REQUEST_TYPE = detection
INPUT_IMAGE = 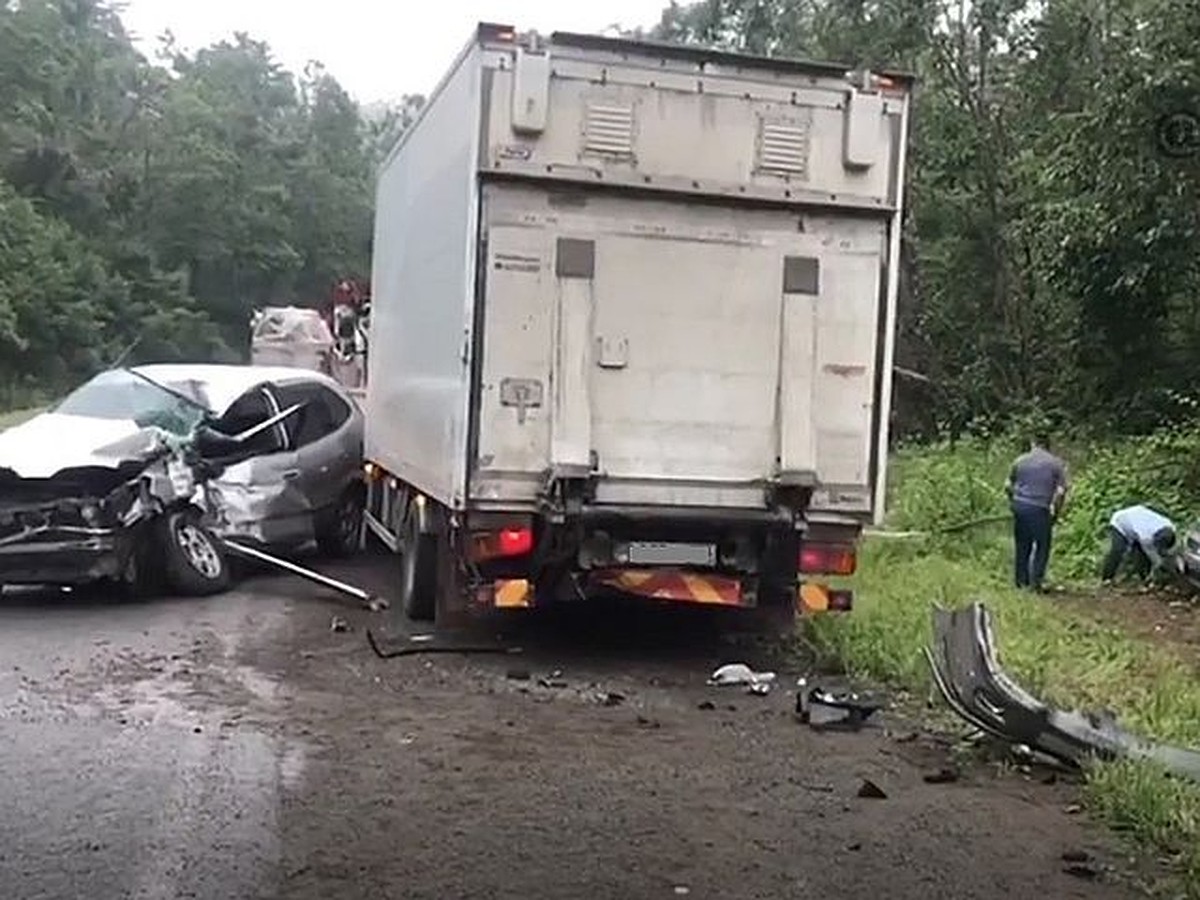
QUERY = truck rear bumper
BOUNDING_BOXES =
[473,569,853,613]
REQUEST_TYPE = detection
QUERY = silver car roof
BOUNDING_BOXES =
[132,363,349,417]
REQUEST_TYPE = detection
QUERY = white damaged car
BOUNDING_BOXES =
[0,364,364,595]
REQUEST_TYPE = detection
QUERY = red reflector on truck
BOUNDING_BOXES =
[498,528,534,557]
[799,544,857,576]
[469,527,535,562]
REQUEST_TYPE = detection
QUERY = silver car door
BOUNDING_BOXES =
[270,381,356,515]
[206,386,313,548]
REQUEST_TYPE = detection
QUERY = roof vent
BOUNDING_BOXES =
[755,113,812,178]
[582,102,635,159]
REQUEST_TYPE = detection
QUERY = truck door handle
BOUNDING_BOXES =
[282,469,301,481]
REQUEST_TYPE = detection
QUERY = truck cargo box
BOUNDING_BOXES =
[366,24,911,528]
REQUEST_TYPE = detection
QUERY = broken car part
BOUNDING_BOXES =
[794,681,884,731]
[364,628,521,660]
[926,602,1200,781]
[707,663,777,690]
[220,539,380,609]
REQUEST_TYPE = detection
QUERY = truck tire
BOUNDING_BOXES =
[399,506,438,621]
[160,508,231,597]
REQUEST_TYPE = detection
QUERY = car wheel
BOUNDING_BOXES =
[161,508,231,597]
[316,487,363,558]
[398,503,438,622]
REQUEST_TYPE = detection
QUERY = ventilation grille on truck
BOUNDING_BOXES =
[583,102,636,159]
[755,115,812,178]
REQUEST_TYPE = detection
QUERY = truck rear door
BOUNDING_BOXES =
[470,184,884,514]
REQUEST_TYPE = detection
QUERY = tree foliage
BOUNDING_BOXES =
[654,0,1200,438]
[0,0,418,401]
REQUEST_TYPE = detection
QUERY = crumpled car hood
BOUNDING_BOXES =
[0,413,171,479]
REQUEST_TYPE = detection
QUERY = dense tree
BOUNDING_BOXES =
[0,0,416,400]
[654,0,1200,438]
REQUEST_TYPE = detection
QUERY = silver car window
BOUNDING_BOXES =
[213,388,285,455]
[273,383,349,449]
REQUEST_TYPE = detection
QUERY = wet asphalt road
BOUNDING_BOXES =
[0,552,1148,900]
[0,585,291,900]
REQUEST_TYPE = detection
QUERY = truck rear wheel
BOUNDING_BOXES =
[399,505,438,621]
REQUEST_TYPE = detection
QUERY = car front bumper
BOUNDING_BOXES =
[0,528,125,586]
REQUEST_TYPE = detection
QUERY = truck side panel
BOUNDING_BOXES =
[365,46,483,510]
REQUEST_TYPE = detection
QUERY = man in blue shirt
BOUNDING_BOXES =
[1101,504,1178,583]
[1005,433,1069,591]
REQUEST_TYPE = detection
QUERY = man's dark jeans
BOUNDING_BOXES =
[1100,527,1150,581]
[1099,525,1175,581]
[1012,501,1053,589]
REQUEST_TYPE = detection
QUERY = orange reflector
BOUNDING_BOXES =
[493,579,532,609]
[799,583,853,613]
[799,543,857,576]
[590,568,746,606]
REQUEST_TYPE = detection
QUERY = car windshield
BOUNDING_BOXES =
[54,369,209,437]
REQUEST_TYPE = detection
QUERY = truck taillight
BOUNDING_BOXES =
[470,527,534,562]
[799,544,857,576]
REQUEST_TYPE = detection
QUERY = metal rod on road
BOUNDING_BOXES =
[221,539,381,608]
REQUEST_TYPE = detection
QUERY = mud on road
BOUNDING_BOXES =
[0,552,1148,899]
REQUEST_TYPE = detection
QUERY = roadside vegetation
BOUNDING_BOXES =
[810,432,1200,892]
[0,406,41,431]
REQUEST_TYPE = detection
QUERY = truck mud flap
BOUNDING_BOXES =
[926,602,1200,781]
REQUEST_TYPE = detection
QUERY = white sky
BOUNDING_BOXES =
[119,0,668,104]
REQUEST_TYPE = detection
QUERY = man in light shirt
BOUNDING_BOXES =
[1005,432,1069,591]
[1101,504,1179,583]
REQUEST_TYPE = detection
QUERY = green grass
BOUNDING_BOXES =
[808,437,1200,894]
[0,407,41,431]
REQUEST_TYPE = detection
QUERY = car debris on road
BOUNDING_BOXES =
[857,778,888,799]
[221,538,384,610]
[364,628,522,660]
[707,663,777,694]
[926,601,1200,781]
[795,678,885,731]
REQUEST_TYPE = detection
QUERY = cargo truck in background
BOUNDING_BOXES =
[362,24,913,623]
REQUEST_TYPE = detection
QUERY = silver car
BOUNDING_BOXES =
[0,364,364,595]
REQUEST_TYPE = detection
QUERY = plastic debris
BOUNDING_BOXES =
[857,779,888,799]
[707,663,776,690]
[795,679,884,731]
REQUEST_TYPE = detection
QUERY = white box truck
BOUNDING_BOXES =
[362,24,912,622]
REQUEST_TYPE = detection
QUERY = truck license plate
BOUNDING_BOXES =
[625,541,716,566]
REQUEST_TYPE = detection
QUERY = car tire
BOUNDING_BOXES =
[398,504,438,622]
[160,508,231,597]
[316,487,364,558]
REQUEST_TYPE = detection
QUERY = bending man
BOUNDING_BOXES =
[1101,505,1178,583]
